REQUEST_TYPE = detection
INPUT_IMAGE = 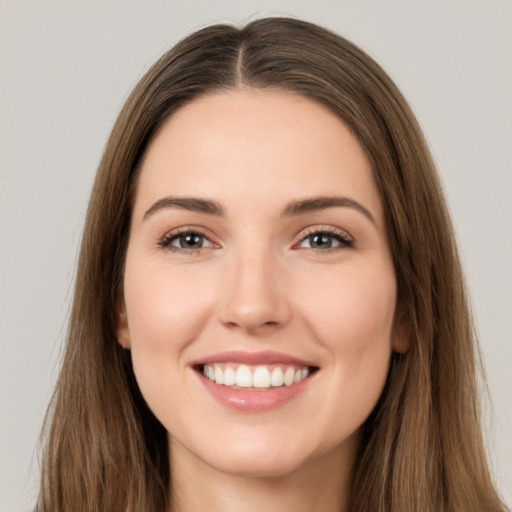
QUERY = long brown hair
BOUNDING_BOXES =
[36,17,506,512]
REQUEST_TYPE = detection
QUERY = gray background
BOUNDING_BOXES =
[0,1,511,510]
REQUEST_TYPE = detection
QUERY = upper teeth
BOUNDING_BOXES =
[203,364,310,389]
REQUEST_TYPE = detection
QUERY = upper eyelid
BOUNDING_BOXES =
[162,225,214,239]
[297,225,353,240]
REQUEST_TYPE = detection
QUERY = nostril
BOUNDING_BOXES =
[223,319,280,332]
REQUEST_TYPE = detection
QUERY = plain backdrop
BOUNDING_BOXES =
[0,1,511,510]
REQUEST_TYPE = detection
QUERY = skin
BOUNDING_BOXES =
[117,88,406,512]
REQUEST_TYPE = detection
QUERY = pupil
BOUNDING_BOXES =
[181,233,202,248]
[311,234,332,248]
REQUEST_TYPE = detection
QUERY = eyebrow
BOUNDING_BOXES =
[143,195,376,225]
[143,197,226,219]
[281,196,376,225]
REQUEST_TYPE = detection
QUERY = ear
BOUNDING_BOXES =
[392,304,412,354]
[116,298,131,349]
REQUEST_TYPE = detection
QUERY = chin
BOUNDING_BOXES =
[203,430,330,479]
[209,450,309,479]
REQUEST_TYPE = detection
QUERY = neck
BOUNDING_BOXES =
[168,437,358,512]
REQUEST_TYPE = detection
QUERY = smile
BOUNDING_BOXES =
[202,363,311,390]
[193,351,318,412]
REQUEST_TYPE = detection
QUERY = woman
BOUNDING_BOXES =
[36,17,507,512]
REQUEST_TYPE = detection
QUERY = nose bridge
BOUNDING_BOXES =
[218,240,290,332]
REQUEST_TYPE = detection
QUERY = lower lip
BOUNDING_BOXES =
[197,371,314,412]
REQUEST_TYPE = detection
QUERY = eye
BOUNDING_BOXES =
[159,230,214,253]
[297,228,353,251]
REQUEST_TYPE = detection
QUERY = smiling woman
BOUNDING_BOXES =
[35,17,507,512]
[117,90,400,491]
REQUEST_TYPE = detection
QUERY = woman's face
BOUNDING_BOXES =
[118,89,403,477]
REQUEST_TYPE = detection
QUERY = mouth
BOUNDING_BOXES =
[195,362,318,391]
[192,351,319,411]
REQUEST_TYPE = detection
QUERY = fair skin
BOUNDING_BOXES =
[117,88,405,512]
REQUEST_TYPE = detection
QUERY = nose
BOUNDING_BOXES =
[217,249,291,334]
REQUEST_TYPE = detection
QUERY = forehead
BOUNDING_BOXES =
[135,88,383,222]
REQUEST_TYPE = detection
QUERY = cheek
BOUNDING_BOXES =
[121,259,217,407]
[296,265,396,427]
[124,263,214,353]
[299,265,397,353]
[122,260,220,423]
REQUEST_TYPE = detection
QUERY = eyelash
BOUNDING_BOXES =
[158,227,214,255]
[296,226,354,252]
[158,226,354,255]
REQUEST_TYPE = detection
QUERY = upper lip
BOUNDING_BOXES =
[192,350,317,367]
